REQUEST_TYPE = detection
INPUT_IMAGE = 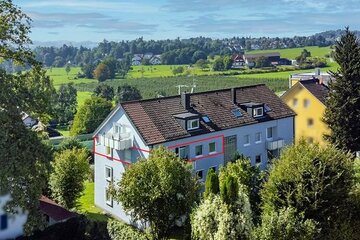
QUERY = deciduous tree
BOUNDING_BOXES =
[53,83,77,124]
[115,84,142,103]
[93,83,115,101]
[70,96,112,135]
[112,146,197,239]
[50,148,90,209]
[94,63,110,82]
[204,168,219,198]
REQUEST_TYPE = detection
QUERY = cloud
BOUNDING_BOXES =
[48,32,60,35]
[21,1,158,13]
[28,11,158,34]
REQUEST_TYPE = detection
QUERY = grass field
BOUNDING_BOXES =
[246,46,332,59]
[46,67,97,87]
[77,181,108,222]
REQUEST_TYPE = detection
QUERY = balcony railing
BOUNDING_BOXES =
[267,139,285,151]
[99,133,133,150]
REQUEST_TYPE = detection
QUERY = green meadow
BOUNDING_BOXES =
[246,46,332,59]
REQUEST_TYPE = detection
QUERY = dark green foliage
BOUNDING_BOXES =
[18,215,110,240]
[323,28,360,153]
[213,57,225,71]
[295,49,311,64]
[172,66,185,75]
[107,219,147,240]
[0,0,55,234]
[220,175,239,205]
[65,64,71,75]
[57,137,85,152]
[223,56,233,70]
[93,83,114,101]
[81,63,95,79]
[53,83,77,124]
[115,84,142,103]
[70,96,112,135]
[261,140,354,237]
[113,146,198,239]
[255,56,271,68]
[94,63,110,82]
[204,168,219,198]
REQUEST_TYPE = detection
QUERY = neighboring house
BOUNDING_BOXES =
[149,55,162,65]
[281,79,330,146]
[143,53,153,60]
[131,54,143,66]
[289,68,333,88]
[0,194,27,239]
[231,54,245,69]
[243,52,280,67]
[21,112,38,128]
[0,195,75,239]
[93,84,295,223]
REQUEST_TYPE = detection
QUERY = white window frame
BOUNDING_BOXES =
[187,119,199,130]
[255,132,262,144]
[105,166,113,182]
[196,169,204,181]
[209,142,216,154]
[255,154,262,165]
[244,134,250,146]
[266,127,274,140]
[105,188,113,207]
[195,145,203,157]
[178,146,189,160]
[253,107,264,117]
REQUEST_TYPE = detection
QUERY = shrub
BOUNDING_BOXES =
[107,219,147,240]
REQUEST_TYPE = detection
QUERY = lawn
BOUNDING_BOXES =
[77,91,92,109]
[46,67,97,87]
[77,181,109,222]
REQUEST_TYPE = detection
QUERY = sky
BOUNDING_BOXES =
[13,0,360,43]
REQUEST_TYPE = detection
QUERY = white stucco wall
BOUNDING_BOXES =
[0,194,27,239]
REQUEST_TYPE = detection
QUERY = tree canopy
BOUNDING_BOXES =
[53,83,77,124]
[115,84,142,103]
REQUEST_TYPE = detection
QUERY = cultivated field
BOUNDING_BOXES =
[246,46,332,59]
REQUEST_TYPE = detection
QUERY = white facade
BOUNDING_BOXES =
[94,105,294,223]
[0,195,27,239]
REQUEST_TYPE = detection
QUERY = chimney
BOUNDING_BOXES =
[231,88,236,104]
[315,68,321,76]
[181,92,191,110]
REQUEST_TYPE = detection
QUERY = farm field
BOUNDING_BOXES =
[46,67,97,87]
[246,46,332,59]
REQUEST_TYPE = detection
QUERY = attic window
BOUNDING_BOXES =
[264,104,272,112]
[187,119,199,130]
[231,108,242,118]
[202,115,211,123]
[253,107,264,117]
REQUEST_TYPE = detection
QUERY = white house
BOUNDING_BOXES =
[0,195,27,239]
[93,84,295,223]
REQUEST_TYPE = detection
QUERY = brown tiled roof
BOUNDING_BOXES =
[244,52,280,58]
[300,79,329,104]
[39,196,76,222]
[122,84,295,145]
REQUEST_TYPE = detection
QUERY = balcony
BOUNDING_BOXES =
[99,132,133,150]
[267,139,285,151]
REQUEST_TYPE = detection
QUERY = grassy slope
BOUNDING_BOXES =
[77,181,108,222]
[46,67,97,87]
[246,46,332,59]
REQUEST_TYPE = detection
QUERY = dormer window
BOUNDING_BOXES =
[253,107,264,117]
[187,119,199,130]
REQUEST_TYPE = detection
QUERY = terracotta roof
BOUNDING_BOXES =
[122,84,295,145]
[300,79,329,104]
[39,196,76,222]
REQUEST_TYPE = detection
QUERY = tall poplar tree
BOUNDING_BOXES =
[323,28,360,153]
[0,0,55,234]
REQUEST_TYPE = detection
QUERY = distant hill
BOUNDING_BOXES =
[32,40,98,49]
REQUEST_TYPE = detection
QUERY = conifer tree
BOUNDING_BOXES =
[204,168,219,198]
[323,28,360,153]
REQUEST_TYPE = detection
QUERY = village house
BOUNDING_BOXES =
[92,84,295,223]
[149,55,162,65]
[231,54,245,69]
[243,52,281,67]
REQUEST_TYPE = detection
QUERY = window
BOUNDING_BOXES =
[106,146,112,157]
[202,115,211,123]
[255,155,262,164]
[253,107,264,117]
[187,119,199,130]
[195,145,203,157]
[244,135,250,146]
[176,146,189,160]
[267,127,274,139]
[304,99,310,108]
[209,166,216,172]
[264,104,272,112]
[307,118,314,127]
[124,149,131,161]
[113,123,123,134]
[209,142,216,153]
[105,166,113,182]
[255,132,261,143]
[105,188,113,207]
[95,136,100,145]
[293,98,298,107]
[0,214,7,230]
[196,170,204,180]
[231,108,242,118]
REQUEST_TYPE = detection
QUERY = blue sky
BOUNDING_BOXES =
[13,0,360,42]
